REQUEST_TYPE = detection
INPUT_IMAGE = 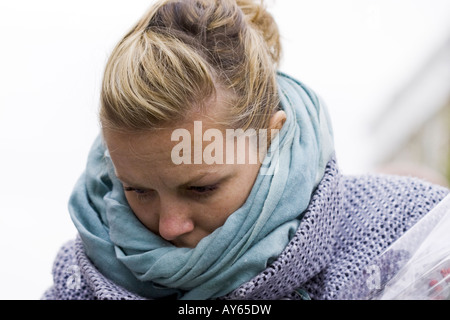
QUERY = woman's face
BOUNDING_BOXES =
[103,117,262,248]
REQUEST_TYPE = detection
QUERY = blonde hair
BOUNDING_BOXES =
[100,0,282,132]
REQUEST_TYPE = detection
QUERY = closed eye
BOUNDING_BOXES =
[123,184,220,201]
[124,187,153,201]
[187,185,217,193]
[186,184,218,198]
[124,187,147,194]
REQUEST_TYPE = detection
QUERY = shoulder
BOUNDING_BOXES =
[42,238,96,300]
[303,173,448,299]
[341,173,449,216]
[43,237,145,300]
[336,172,449,256]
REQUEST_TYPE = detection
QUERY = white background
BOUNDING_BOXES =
[1,0,449,299]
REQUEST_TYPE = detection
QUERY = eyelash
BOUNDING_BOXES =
[124,187,152,201]
[123,185,219,201]
[187,185,218,199]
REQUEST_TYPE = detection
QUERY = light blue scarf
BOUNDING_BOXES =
[68,72,334,299]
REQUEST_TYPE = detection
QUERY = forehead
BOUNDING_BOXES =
[103,115,223,159]
[104,127,178,163]
[102,118,231,185]
[102,84,234,161]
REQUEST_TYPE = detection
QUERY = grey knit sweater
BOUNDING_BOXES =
[42,158,449,300]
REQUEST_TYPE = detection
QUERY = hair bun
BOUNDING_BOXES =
[101,0,282,132]
[237,0,281,65]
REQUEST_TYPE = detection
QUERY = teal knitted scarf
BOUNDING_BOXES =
[68,72,334,299]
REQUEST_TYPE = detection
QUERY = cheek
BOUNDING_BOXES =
[222,187,250,212]
[199,185,252,232]
[233,164,260,200]
[124,193,159,233]
[211,170,258,219]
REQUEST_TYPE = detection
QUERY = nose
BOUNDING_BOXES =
[157,200,194,242]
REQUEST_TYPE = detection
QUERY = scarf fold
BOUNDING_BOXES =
[68,72,335,299]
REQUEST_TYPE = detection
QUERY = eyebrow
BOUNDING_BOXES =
[116,171,231,189]
[115,174,144,189]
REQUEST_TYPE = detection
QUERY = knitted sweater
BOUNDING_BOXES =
[42,158,449,300]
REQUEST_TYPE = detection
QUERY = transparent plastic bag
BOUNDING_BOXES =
[363,194,450,300]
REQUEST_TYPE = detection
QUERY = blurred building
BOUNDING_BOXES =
[369,37,450,187]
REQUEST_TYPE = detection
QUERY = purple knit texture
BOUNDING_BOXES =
[42,158,449,300]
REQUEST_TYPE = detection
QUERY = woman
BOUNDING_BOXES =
[43,0,449,300]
